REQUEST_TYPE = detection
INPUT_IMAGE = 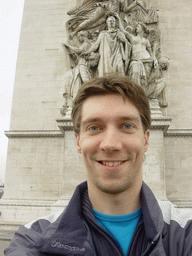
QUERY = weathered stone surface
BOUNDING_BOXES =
[164,136,192,206]
[4,137,65,200]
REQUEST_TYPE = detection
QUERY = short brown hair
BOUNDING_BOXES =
[71,74,151,134]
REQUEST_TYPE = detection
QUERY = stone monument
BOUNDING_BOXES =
[1,0,192,238]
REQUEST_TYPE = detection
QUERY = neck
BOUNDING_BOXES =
[108,27,116,32]
[137,32,143,39]
[88,180,142,215]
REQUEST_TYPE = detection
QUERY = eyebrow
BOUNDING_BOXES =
[81,117,103,126]
[82,116,141,126]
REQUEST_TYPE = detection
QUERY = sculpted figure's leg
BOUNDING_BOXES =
[116,59,125,75]
[70,8,106,38]
[79,65,92,83]
[144,62,152,82]
[129,61,141,86]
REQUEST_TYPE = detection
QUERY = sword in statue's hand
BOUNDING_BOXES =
[133,0,149,13]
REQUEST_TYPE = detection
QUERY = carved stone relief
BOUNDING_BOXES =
[61,0,169,115]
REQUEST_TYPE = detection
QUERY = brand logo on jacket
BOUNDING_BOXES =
[51,240,86,252]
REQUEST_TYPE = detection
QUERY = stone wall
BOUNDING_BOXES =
[9,0,75,131]
[155,0,192,129]
[4,0,74,201]
[155,0,192,205]
[62,131,87,198]
[4,136,65,200]
[164,136,192,206]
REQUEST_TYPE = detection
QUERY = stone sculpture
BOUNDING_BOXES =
[118,19,157,87]
[82,13,131,77]
[61,0,169,113]
[67,0,138,39]
[117,16,166,105]
[61,31,99,112]
[125,0,159,26]
[67,0,159,38]
[63,31,92,98]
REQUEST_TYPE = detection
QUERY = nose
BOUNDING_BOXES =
[100,126,122,152]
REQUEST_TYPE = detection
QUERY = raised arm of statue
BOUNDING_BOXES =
[123,0,137,13]
[81,36,101,56]
[146,40,152,57]
[64,42,82,54]
[116,13,133,41]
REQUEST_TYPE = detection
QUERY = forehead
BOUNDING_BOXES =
[107,16,116,21]
[80,94,141,125]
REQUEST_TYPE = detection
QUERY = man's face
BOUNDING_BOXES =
[106,16,116,29]
[75,94,149,195]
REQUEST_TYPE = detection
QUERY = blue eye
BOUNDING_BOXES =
[90,126,99,131]
[123,124,133,129]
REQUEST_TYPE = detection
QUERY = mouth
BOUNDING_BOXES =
[98,161,125,167]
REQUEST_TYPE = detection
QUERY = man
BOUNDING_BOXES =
[82,13,130,77]
[5,75,192,256]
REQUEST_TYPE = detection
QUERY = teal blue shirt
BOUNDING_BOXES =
[93,208,142,256]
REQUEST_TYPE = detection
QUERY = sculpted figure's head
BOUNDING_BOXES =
[71,74,151,135]
[159,56,170,70]
[135,22,148,35]
[105,11,117,29]
[106,15,116,29]
[77,31,89,43]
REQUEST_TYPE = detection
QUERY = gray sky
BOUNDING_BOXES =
[0,1,25,182]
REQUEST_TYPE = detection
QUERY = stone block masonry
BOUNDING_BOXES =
[4,136,64,200]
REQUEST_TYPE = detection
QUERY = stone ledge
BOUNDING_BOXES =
[169,198,192,208]
[56,116,173,134]
[165,129,192,137]
[4,130,64,138]
[5,128,192,139]
[55,118,74,132]
[0,222,21,232]
[174,202,192,208]
[0,199,68,207]
[151,116,172,133]
[0,230,15,241]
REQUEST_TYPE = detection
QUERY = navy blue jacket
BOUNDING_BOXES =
[5,181,192,255]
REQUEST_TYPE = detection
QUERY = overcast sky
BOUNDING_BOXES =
[0,1,25,183]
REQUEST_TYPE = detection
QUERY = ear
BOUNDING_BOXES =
[144,129,150,153]
[74,132,82,154]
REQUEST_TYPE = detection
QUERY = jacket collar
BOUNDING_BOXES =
[35,181,164,255]
[35,181,95,255]
[140,183,166,256]
[140,182,164,242]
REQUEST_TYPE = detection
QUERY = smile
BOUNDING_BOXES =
[99,161,125,167]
